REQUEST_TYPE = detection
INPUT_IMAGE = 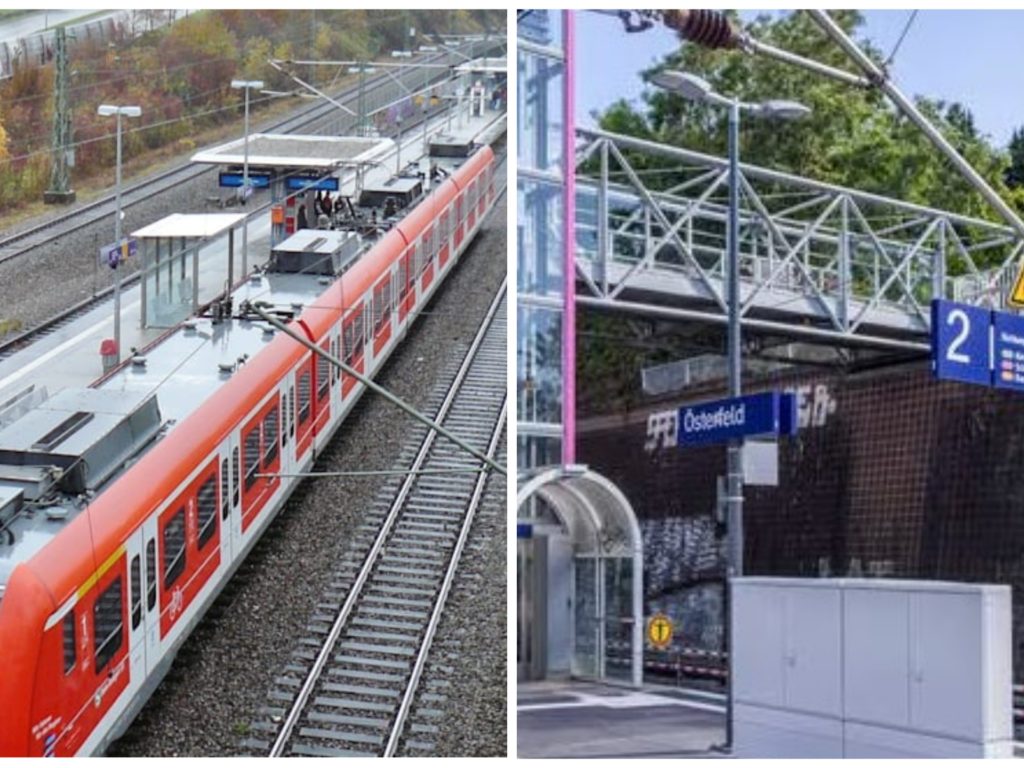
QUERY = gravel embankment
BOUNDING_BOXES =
[409,439,507,757]
[108,193,507,757]
[0,166,224,334]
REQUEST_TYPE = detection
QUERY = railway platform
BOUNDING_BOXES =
[517,680,725,759]
[0,104,503,408]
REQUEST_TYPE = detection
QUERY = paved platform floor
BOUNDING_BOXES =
[517,680,726,759]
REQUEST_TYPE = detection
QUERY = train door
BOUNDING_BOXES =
[219,437,240,565]
[141,515,160,674]
[420,227,435,293]
[124,531,147,700]
[280,383,295,477]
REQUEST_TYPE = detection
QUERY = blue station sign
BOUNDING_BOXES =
[992,311,1024,391]
[677,391,797,447]
[931,298,1024,393]
[286,175,340,192]
[99,237,137,270]
[931,299,992,386]
[516,522,533,539]
[218,172,271,189]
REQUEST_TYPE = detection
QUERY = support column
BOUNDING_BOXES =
[561,9,576,465]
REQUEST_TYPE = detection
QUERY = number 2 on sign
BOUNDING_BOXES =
[946,309,972,364]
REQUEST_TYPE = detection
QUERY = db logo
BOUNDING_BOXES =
[169,587,184,619]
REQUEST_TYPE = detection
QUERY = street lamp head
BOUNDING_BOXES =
[650,70,714,102]
[97,104,141,118]
[231,79,265,90]
[753,99,812,121]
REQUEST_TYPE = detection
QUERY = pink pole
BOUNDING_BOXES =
[561,9,576,465]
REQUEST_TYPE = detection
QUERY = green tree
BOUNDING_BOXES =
[1006,127,1024,189]
[598,10,1015,225]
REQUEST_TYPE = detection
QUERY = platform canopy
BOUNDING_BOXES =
[191,133,394,170]
[131,212,246,240]
[456,56,507,75]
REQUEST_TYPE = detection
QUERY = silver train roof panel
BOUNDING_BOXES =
[0,268,333,588]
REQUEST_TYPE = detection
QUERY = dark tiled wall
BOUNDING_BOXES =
[579,364,1024,670]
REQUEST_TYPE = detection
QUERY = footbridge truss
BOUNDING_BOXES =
[569,128,1024,355]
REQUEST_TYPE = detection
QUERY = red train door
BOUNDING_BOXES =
[398,247,415,322]
[373,274,393,357]
[342,302,365,399]
[454,196,465,248]
[295,358,314,460]
[313,338,331,435]
[420,227,435,292]
[439,209,451,269]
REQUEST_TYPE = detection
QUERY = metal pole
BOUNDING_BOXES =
[396,117,402,173]
[806,9,1024,239]
[113,111,123,363]
[247,301,506,476]
[561,9,576,465]
[724,97,743,754]
[242,85,250,277]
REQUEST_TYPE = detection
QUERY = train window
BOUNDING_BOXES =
[330,339,338,385]
[440,209,449,241]
[398,252,410,299]
[373,279,391,333]
[146,539,156,611]
[317,351,329,400]
[343,304,365,364]
[298,371,311,425]
[163,509,186,590]
[221,458,230,520]
[93,576,123,675]
[197,474,218,549]
[244,426,260,490]
[263,407,278,467]
[424,227,434,261]
[232,447,240,506]
[63,612,76,675]
[417,242,428,275]
[288,386,295,438]
[456,196,463,222]
[130,555,142,630]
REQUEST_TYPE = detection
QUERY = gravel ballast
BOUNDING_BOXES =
[107,191,508,757]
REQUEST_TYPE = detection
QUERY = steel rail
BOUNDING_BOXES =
[383,398,506,756]
[267,280,507,757]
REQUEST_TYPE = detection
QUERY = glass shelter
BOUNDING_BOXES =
[517,465,643,687]
[131,213,246,329]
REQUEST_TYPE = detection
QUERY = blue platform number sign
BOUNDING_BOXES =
[931,299,991,387]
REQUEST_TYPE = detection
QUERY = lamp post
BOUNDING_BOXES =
[651,69,809,752]
[231,79,263,278]
[97,104,141,364]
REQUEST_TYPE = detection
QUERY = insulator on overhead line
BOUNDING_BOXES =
[661,9,740,49]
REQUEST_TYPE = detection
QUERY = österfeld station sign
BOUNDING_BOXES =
[676,391,798,447]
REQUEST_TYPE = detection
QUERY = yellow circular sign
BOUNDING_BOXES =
[648,613,673,650]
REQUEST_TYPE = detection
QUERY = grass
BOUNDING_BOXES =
[0,92,305,236]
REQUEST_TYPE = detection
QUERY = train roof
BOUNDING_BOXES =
[0,142,495,607]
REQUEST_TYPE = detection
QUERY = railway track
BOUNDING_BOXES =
[0,38,496,265]
[239,281,507,758]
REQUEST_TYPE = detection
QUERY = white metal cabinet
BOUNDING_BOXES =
[733,577,1012,759]
[842,586,910,727]
[733,579,841,716]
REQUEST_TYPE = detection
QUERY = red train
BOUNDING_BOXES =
[0,144,498,756]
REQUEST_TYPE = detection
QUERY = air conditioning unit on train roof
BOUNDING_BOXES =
[0,388,162,498]
[269,229,361,277]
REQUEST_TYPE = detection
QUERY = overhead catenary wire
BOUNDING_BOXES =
[245,291,508,477]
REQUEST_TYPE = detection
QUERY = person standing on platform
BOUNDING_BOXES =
[297,203,308,230]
